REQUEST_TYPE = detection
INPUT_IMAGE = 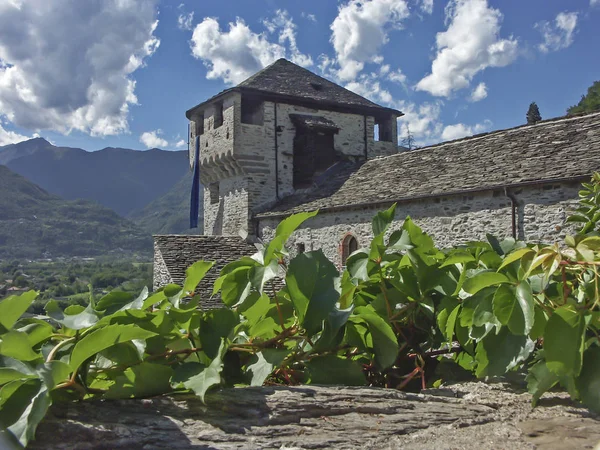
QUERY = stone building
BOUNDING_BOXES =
[154,58,600,306]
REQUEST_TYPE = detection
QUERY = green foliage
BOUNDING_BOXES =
[526,102,542,124]
[567,80,600,116]
[3,177,600,448]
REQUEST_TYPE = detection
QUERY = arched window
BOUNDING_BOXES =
[341,234,359,266]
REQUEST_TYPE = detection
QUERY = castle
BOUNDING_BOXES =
[154,58,600,308]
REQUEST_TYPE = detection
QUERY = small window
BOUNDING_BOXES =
[241,96,264,125]
[214,102,223,129]
[341,234,359,265]
[296,243,306,254]
[196,115,204,135]
[209,182,219,204]
[374,117,393,142]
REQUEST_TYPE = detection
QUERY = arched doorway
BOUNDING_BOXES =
[341,234,359,266]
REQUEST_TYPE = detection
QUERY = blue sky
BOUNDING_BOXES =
[0,0,598,151]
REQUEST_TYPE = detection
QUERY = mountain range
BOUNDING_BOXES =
[0,138,203,259]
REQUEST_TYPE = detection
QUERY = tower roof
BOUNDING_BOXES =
[186,59,402,119]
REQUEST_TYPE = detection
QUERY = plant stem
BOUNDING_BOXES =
[46,337,76,363]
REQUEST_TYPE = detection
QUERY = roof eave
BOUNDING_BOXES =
[185,86,403,120]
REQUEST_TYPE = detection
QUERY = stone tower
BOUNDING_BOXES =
[186,58,402,237]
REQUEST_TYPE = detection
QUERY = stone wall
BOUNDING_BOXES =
[257,181,581,267]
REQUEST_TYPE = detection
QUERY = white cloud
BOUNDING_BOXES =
[470,82,488,102]
[329,0,410,81]
[441,119,492,140]
[0,120,30,146]
[418,0,434,14]
[398,101,444,144]
[416,0,518,97]
[178,12,194,31]
[301,12,317,22]
[190,11,311,85]
[140,130,168,149]
[591,0,599,7]
[0,0,160,137]
[174,139,186,149]
[263,10,313,68]
[535,12,578,53]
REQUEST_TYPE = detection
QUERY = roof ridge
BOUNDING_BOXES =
[401,110,600,156]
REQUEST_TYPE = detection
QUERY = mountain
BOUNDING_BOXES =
[129,171,204,235]
[0,138,188,216]
[0,165,151,259]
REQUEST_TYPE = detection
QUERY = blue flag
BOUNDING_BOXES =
[190,136,200,229]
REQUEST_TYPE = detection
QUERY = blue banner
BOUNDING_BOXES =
[190,136,200,229]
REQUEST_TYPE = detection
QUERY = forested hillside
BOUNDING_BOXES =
[0,165,151,259]
[0,138,188,216]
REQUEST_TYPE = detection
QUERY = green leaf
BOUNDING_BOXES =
[345,250,370,281]
[353,307,398,369]
[105,363,173,399]
[286,250,340,335]
[95,291,134,314]
[497,248,534,271]
[314,306,354,352]
[69,324,156,372]
[117,287,149,312]
[463,272,510,294]
[372,203,396,236]
[474,328,535,377]
[526,357,559,407]
[492,283,534,335]
[17,321,54,347]
[544,306,587,377]
[440,252,476,268]
[183,260,215,295]
[0,291,38,331]
[264,211,318,264]
[575,346,600,413]
[45,300,98,330]
[220,267,252,307]
[248,349,290,386]
[184,339,226,402]
[0,331,40,362]
[0,357,36,385]
[36,361,70,390]
[198,309,239,359]
[0,379,51,448]
[306,355,366,386]
[445,305,460,342]
[529,306,548,340]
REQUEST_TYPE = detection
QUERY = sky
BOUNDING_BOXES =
[0,0,598,151]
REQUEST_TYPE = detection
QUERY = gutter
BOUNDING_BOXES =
[254,174,589,220]
[274,102,279,200]
[363,115,368,161]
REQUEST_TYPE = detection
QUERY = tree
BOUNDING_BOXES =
[567,80,600,115]
[526,102,542,124]
[400,124,416,151]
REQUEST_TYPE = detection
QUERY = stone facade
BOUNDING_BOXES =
[257,182,581,268]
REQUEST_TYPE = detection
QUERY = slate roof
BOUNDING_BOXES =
[186,59,401,118]
[256,112,600,218]
[154,235,256,309]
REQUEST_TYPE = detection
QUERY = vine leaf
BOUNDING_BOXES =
[184,339,226,403]
[69,324,156,372]
[45,300,99,330]
[492,283,534,335]
[526,356,559,407]
[0,291,38,331]
[463,272,510,295]
[474,328,534,377]
[248,349,290,386]
[575,346,600,413]
[306,355,366,385]
[264,210,318,264]
[544,305,587,377]
[286,250,340,335]
[353,307,398,370]
[183,260,215,295]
